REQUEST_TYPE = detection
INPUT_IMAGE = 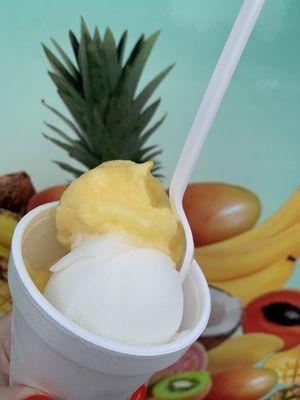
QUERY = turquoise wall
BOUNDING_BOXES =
[1,0,299,219]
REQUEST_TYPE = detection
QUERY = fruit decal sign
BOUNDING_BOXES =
[0,20,299,400]
[42,18,171,179]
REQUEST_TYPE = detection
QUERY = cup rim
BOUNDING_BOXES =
[11,202,211,357]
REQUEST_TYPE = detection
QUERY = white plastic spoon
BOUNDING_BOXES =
[170,0,266,281]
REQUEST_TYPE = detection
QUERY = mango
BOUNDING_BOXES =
[27,184,68,211]
[207,333,284,372]
[205,366,277,400]
[182,183,261,246]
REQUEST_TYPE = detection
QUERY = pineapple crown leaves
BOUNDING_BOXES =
[42,18,174,178]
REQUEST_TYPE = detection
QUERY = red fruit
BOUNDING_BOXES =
[205,367,277,400]
[27,185,68,211]
[242,290,300,350]
[130,384,146,400]
[148,342,207,387]
[182,183,261,246]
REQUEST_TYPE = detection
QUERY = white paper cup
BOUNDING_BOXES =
[8,203,211,400]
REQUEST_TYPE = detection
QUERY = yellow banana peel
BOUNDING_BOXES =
[0,244,10,260]
[0,279,12,317]
[0,209,19,247]
[207,333,284,372]
[209,258,296,306]
[196,223,300,281]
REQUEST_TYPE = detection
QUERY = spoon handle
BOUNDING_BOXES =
[170,0,265,281]
[170,0,265,205]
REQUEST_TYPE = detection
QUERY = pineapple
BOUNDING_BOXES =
[43,18,174,178]
[267,385,300,400]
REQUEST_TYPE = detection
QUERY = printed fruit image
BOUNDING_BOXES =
[202,187,300,250]
[242,290,300,349]
[264,346,300,385]
[0,170,35,315]
[194,188,300,309]
[42,18,173,179]
[150,371,211,399]
[182,183,261,246]
[207,333,284,372]
[0,207,18,310]
[198,286,243,349]
[195,222,300,281]
[0,171,35,214]
[0,193,25,282]
[0,279,12,317]
[0,244,9,260]
[267,384,300,399]
[131,385,146,400]
[0,209,20,248]
[149,342,207,386]
[204,366,277,400]
[212,257,296,306]
[0,244,9,281]
[27,184,68,211]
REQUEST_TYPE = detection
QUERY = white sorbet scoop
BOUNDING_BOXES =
[44,234,183,346]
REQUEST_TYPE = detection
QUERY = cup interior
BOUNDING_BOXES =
[22,205,66,272]
[17,203,210,355]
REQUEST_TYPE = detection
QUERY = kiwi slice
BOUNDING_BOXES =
[152,371,211,399]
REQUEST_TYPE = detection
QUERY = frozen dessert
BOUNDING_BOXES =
[56,160,184,264]
[43,160,185,346]
[44,233,183,345]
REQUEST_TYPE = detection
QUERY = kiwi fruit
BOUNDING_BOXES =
[151,371,211,399]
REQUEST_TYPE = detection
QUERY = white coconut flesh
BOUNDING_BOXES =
[203,286,243,337]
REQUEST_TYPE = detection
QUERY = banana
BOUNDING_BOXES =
[0,259,8,281]
[0,244,10,281]
[195,223,300,281]
[210,258,296,306]
[0,244,10,260]
[0,208,19,247]
[203,187,300,250]
[207,333,284,372]
[0,279,12,317]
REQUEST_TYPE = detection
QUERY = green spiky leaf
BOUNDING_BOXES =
[43,44,78,87]
[43,19,173,177]
[54,161,84,177]
[117,31,127,65]
[69,30,80,61]
[50,37,79,79]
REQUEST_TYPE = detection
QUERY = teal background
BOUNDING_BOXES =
[1,0,300,217]
[1,0,299,281]
[0,1,299,398]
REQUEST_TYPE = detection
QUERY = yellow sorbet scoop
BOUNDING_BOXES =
[56,160,184,265]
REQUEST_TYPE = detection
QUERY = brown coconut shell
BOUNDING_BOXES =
[0,171,35,214]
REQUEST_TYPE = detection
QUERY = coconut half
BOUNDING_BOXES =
[199,286,243,349]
